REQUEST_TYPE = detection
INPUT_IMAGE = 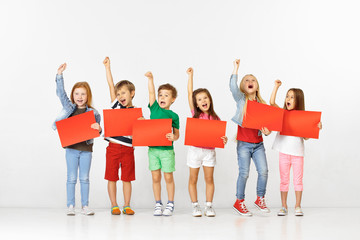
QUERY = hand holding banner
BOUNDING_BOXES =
[132,119,172,146]
[242,100,284,131]
[280,110,322,139]
[185,118,227,148]
[56,111,100,147]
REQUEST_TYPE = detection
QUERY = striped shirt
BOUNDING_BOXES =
[104,100,133,147]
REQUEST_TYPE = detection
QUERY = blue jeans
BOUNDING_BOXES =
[236,141,268,200]
[65,148,92,207]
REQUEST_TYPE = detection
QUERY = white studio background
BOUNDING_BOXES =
[0,0,359,209]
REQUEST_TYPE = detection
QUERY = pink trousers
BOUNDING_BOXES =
[279,152,304,192]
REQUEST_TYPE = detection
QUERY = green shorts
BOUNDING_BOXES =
[148,148,175,173]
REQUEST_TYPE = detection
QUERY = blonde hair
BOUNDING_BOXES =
[70,82,94,109]
[115,80,135,99]
[240,74,266,118]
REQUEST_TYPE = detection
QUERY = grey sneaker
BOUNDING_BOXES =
[162,202,174,216]
[295,207,304,216]
[81,206,95,215]
[204,202,216,217]
[277,207,288,216]
[67,205,75,216]
[192,202,202,217]
[153,203,163,216]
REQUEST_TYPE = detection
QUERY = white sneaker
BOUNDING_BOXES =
[81,206,95,215]
[295,207,304,216]
[67,205,75,216]
[153,203,163,216]
[204,202,216,217]
[277,207,288,216]
[162,202,174,216]
[192,202,202,217]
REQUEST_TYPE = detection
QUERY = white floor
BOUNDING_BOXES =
[0,208,358,240]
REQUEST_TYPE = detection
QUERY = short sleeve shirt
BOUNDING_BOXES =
[148,100,179,150]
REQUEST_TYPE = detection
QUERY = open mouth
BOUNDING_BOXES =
[160,101,166,106]
[248,85,253,89]
[287,102,291,107]
[202,103,208,108]
[120,99,126,105]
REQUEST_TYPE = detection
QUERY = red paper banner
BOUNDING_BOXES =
[280,110,322,139]
[55,111,100,148]
[185,118,227,148]
[103,108,142,137]
[132,119,172,147]
[242,100,284,131]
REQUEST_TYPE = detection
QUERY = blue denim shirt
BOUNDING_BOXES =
[52,74,101,145]
[229,74,261,136]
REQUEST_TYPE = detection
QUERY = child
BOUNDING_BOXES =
[53,63,102,216]
[270,80,322,216]
[145,71,180,216]
[103,57,136,215]
[230,59,271,216]
[186,67,227,217]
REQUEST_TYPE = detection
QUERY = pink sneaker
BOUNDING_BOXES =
[254,196,270,213]
[233,199,252,216]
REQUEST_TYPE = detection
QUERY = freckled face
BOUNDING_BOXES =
[73,87,88,108]
[195,92,211,114]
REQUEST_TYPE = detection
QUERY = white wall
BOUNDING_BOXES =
[0,0,359,209]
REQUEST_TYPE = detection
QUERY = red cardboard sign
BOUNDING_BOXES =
[242,100,284,131]
[55,111,100,147]
[280,110,322,139]
[132,119,172,146]
[184,118,227,148]
[103,108,142,137]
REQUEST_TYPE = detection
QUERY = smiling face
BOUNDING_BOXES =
[73,87,88,108]
[158,89,175,109]
[116,86,134,107]
[195,92,211,114]
[285,90,295,110]
[240,75,259,96]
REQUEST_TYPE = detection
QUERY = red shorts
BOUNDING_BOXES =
[105,143,135,182]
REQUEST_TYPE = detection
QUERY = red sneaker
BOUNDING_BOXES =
[233,199,252,216]
[254,196,270,213]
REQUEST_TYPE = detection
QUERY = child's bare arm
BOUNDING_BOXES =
[270,80,282,108]
[103,57,116,103]
[145,71,156,106]
[166,128,180,141]
[187,67,194,111]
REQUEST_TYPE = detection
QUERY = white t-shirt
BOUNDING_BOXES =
[272,132,304,157]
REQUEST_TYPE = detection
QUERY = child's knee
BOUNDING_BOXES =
[164,173,174,183]
[204,175,214,184]
[189,175,198,185]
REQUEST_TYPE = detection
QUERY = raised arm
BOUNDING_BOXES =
[103,57,116,103]
[229,59,245,102]
[145,71,156,106]
[270,80,282,108]
[55,63,72,108]
[186,67,194,111]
